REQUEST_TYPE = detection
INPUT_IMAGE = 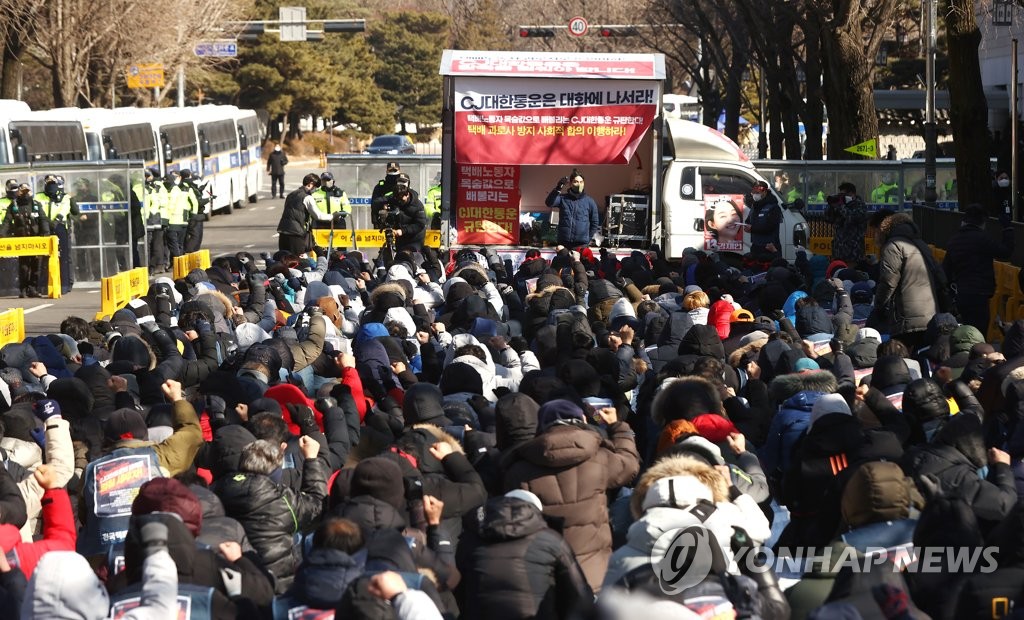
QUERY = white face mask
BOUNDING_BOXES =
[751,192,765,201]
[998,179,1010,188]
[844,195,853,204]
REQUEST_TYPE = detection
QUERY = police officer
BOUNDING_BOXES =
[0,179,17,222]
[371,161,402,212]
[35,174,81,293]
[180,169,205,253]
[311,172,350,229]
[425,170,441,230]
[743,180,783,259]
[141,168,170,273]
[2,184,50,297]
[164,171,196,261]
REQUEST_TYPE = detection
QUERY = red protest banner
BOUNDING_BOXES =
[456,164,521,245]
[454,77,659,165]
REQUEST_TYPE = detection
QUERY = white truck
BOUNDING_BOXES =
[425,50,811,263]
[659,118,809,261]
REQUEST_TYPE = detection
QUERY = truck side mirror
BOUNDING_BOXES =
[163,141,173,164]
[200,139,211,158]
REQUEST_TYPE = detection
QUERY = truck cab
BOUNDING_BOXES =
[660,119,808,261]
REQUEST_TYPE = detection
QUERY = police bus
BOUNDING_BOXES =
[231,106,263,206]
[0,103,89,163]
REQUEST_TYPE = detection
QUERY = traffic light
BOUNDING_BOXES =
[519,27,556,38]
[599,26,638,37]
[324,20,365,33]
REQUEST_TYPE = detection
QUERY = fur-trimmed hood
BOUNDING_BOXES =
[369,282,408,307]
[879,211,917,240]
[525,285,573,304]
[630,455,729,519]
[412,423,465,455]
[727,339,766,368]
[769,369,838,403]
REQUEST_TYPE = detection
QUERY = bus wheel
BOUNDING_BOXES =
[248,182,257,203]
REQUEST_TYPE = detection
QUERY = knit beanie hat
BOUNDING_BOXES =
[132,478,202,537]
[810,393,852,427]
[536,399,586,432]
[105,408,149,441]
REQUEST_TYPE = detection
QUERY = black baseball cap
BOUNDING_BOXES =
[395,173,410,185]
[320,172,334,182]
[386,162,400,173]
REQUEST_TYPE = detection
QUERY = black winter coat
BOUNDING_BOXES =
[942,221,1014,298]
[213,457,327,593]
[901,443,1016,526]
[458,496,592,620]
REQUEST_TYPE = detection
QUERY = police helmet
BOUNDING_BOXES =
[320,172,334,182]
[5,179,18,193]
[180,169,192,180]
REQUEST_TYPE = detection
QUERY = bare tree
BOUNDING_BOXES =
[943,0,991,210]
[25,0,249,108]
[0,0,46,100]
[811,0,899,159]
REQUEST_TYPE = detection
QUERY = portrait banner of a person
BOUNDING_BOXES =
[704,195,745,252]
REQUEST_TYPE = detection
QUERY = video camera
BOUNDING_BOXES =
[826,193,845,207]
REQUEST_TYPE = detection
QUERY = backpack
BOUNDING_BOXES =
[78,447,164,557]
[549,308,595,352]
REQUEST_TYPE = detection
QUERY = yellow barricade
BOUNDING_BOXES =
[807,236,875,259]
[0,308,25,347]
[0,236,61,299]
[95,271,132,321]
[95,266,155,321]
[127,267,149,298]
[310,229,441,250]
[172,249,212,280]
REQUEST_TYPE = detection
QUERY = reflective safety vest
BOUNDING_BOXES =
[312,186,350,215]
[425,184,441,219]
[0,197,11,222]
[34,192,74,222]
[145,182,170,222]
[870,182,899,204]
[166,185,197,226]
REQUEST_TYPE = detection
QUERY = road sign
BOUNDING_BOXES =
[125,64,165,89]
[844,138,878,158]
[568,16,588,36]
[279,6,307,42]
[194,40,238,57]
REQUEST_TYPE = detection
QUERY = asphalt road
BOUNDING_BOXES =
[16,162,323,337]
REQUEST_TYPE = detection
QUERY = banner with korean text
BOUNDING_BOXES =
[454,77,661,165]
[456,164,521,244]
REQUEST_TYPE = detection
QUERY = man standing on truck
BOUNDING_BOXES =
[825,181,868,265]
[546,169,599,248]
[743,180,782,259]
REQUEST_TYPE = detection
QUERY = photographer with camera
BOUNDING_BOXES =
[824,181,868,264]
[277,173,344,255]
[545,168,599,248]
[376,172,426,258]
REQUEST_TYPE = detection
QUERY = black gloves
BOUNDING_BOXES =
[314,397,338,415]
[286,403,319,436]
[206,395,227,427]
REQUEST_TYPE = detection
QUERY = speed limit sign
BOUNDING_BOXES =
[568,16,588,36]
